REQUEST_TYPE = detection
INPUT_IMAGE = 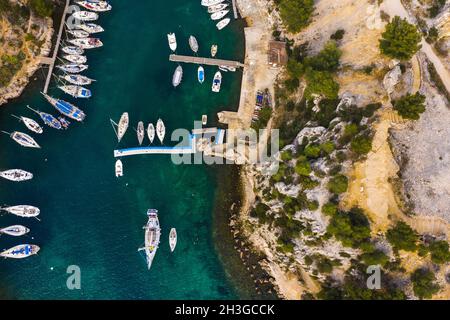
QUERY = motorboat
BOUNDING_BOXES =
[115,159,123,177]
[169,228,177,252]
[198,66,205,83]
[212,71,222,93]
[216,18,230,30]
[211,44,218,57]
[172,66,183,87]
[189,35,198,53]
[211,10,229,21]
[137,121,144,145]
[156,119,165,144]
[167,33,177,52]
[72,11,99,21]
[147,123,155,143]
[201,0,225,6]
[208,3,228,13]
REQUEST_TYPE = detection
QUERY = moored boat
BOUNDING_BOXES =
[117,112,129,142]
[68,37,103,49]
[201,0,225,6]
[189,35,199,53]
[42,93,86,122]
[60,74,95,86]
[11,114,43,134]
[212,71,222,93]
[137,121,144,145]
[62,45,84,55]
[167,33,177,52]
[211,44,218,57]
[57,63,88,74]
[138,209,161,270]
[63,54,87,64]
[147,123,155,144]
[0,244,40,259]
[169,228,177,252]
[172,65,183,87]
[58,85,92,98]
[4,131,41,148]
[0,169,33,182]
[216,18,230,30]
[76,0,112,12]
[0,225,30,237]
[156,119,165,144]
[2,205,40,218]
[198,66,205,83]
[72,11,99,21]
[208,3,228,13]
[27,106,62,130]
[202,115,207,125]
[219,65,236,72]
[115,159,123,177]
[67,29,89,38]
[78,22,104,34]
[211,10,229,21]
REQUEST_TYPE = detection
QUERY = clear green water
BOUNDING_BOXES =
[0,0,245,299]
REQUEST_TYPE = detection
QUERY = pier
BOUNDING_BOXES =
[232,0,239,19]
[169,54,245,68]
[41,0,70,94]
[114,129,225,157]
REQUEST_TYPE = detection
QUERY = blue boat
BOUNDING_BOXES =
[27,105,62,130]
[41,93,86,122]
[198,66,204,84]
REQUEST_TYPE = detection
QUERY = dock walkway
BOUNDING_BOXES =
[169,54,244,68]
[232,0,239,19]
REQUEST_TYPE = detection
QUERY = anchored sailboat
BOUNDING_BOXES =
[42,93,86,122]
[11,114,43,134]
[156,119,165,144]
[72,11,99,21]
[58,85,92,98]
[137,121,145,145]
[0,169,33,182]
[27,106,62,130]
[189,35,199,53]
[138,209,161,270]
[0,225,30,237]
[172,66,183,87]
[62,45,84,55]
[169,228,177,252]
[147,123,155,144]
[60,74,95,86]
[1,205,40,218]
[78,23,104,34]
[2,131,41,148]
[0,244,40,259]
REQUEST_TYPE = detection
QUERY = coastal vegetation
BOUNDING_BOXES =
[277,0,314,33]
[29,0,54,17]
[392,92,426,120]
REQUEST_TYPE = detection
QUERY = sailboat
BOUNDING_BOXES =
[216,18,230,30]
[138,209,161,270]
[11,114,43,134]
[27,106,62,130]
[198,66,205,83]
[212,71,222,93]
[42,93,86,122]
[201,0,225,6]
[211,44,218,57]
[147,123,155,144]
[169,228,177,252]
[67,29,89,38]
[172,66,183,87]
[76,1,112,12]
[167,33,177,52]
[62,45,84,55]
[1,245,40,259]
[156,119,165,144]
[0,169,33,182]
[60,74,95,86]
[58,85,92,98]
[78,22,104,34]
[0,225,29,237]
[211,10,229,21]
[115,159,123,177]
[137,121,145,145]
[189,36,199,53]
[57,63,88,74]
[68,37,103,49]
[208,3,228,13]
[2,131,41,148]
[63,54,87,64]
[116,112,129,142]
[2,205,40,218]
[72,11,99,21]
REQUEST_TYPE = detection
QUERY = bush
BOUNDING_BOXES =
[428,240,450,264]
[386,221,418,252]
[278,0,315,33]
[411,268,440,299]
[327,174,348,194]
[320,141,335,155]
[330,29,345,41]
[379,16,422,61]
[304,143,321,159]
[295,159,311,176]
[327,207,371,247]
[29,0,54,17]
[392,92,426,120]
[350,135,373,155]
[321,202,338,216]
[360,249,389,267]
[305,41,342,73]
[304,70,340,100]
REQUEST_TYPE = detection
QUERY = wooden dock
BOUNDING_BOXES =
[169,54,245,68]
[42,0,70,93]
[232,0,239,19]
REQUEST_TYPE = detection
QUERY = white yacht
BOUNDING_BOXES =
[167,33,177,52]
[189,35,199,53]
[78,23,104,34]
[76,1,112,12]
[63,54,87,64]
[117,112,129,142]
[72,11,99,21]
[2,205,40,218]
[68,37,103,49]
[67,29,89,38]
[138,209,161,270]
[208,3,228,13]
[0,244,40,259]
[172,65,183,87]
[0,169,33,182]
[156,119,165,144]
[169,228,177,252]
[216,18,230,30]
[61,74,95,86]
[211,10,229,21]
[137,121,145,145]
[0,225,30,237]
[115,159,123,177]
[62,45,84,55]
[201,0,225,6]
[11,114,43,134]
[147,123,155,144]
[212,71,222,93]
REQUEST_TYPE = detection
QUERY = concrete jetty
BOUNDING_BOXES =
[169,54,245,68]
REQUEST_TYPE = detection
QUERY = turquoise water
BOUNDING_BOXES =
[0,0,245,299]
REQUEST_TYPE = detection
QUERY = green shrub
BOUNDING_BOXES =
[327,207,371,247]
[386,221,418,252]
[304,143,321,158]
[392,92,426,120]
[411,268,440,299]
[327,174,348,194]
[320,141,335,155]
[321,202,338,216]
[304,70,340,100]
[295,159,311,176]
[330,29,345,41]
[379,16,421,60]
[351,135,373,155]
[29,0,54,17]
[428,240,450,264]
[360,249,389,267]
[278,0,315,33]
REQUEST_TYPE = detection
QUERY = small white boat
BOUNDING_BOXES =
[11,114,43,134]
[211,10,229,21]
[67,29,89,38]
[72,11,99,21]
[0,244,40,259]
[169,228,177,252]
[76,1,112,12]
[68,37,103,49]
[147,123,155,144]
[167,33,177,52]
[3,131,40,148]
[115,159,123,177]
[2,205,40,218]
[201,0,225,6]
[219,65,236,72]
[137,121,145,145]
[57,63,88,74]
[208,3,228,13]
[202,115,207,125]
[58,85,92,98]
[78,23,104,34]
[63,54,87,64]
[117,112,129,142]
[212,71,222,93]
[156,119,165,144]
[211,44,218,57]
[62,46,84,55]
[61,74,95,86]
[198,66,205,83]
[0,169,33,182]
[189,35,199,53]
[138,209,161,270]
[216,18,230,30]
[0,225,29,237]
[172,65,183,87]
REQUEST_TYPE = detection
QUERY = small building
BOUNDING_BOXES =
[268,40,288,68]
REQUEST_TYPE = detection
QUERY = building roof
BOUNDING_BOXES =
[268,40,288,67]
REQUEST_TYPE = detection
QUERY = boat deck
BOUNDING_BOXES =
[169,54,244,68]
